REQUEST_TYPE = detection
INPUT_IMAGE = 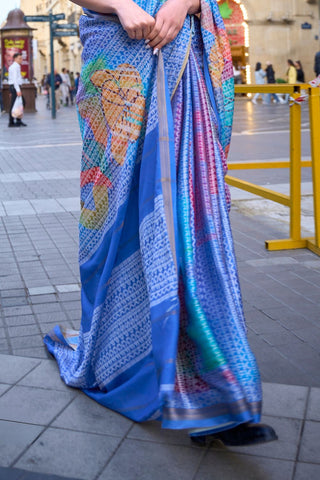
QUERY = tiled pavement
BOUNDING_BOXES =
[0,98,319,479]
[0,354,319,480]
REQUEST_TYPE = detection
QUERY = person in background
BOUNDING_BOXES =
[41,74,47,95]
[8,52,27,127]
[233,63,242,85]
[32,77,39,97]
[287,59,297,84]
[46,70,63,110]
[265,61,284,104]
[74,72,80,93]
[252,62,266,104]
[233,63,242,97]
[0,68,4,114]
[61,68,71,106]
[295,61,305,83]
[69,71,76,105]
[284,59,297,103]
[314,50,320,77]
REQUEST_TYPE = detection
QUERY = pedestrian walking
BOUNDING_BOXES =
[265,61,284,104]
[252,62,266,104]
[32,77,39,97]
[284,59,297,103]
[295,61,305,83]
[46,70,63,110]
[233,62,242,97]
[233,63,242,84]
[314,50,320,77]
[287,59,297,84]
[60,68,71,106]
[40,74,47,95]
[8,52,27,127]
[74,72,80,93]
[44,0,277,448]
[69,71,76,105]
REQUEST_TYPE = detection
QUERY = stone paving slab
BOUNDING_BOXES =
[0,385,75,425]
[195,451,295,480]
[307,389,320,422]
[51,395,133,437]
[0,355,40,384]
[261,383,308,420]
[0,467,81,480]
[97,439,204,480]
[0,421,44,468]
[294,463,320,480]
[15,428,121,480]
[298,421,320,464]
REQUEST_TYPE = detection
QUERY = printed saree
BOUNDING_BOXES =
[44,0,262,432]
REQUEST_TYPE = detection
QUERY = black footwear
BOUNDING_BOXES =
[190,423,278,447]
[8,123,17,127]
[16,121,27,127]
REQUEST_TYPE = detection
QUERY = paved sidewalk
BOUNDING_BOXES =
[0,353,319,480]
[0,97,319,479]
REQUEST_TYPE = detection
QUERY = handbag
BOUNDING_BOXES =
[11,96,24,119]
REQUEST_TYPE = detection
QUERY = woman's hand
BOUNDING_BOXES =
[71,0,200,45]
[147,0,201,52]
[116,0,155,40]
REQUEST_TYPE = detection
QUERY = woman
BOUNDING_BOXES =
[60,68,71,106]
[284,59,297,103]
[252,62,266,104]
[295,60,305,83]
[44,0,277,446]
[265,61,280,104]
[287,59,297,84]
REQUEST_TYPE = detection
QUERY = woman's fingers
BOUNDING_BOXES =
[147,18,164,47]
[125,19,155,39]
[133,28,143,40]
[117,1,155,39]
[148,27,177,50]
[146,0,188,50]
[142,24,154,40]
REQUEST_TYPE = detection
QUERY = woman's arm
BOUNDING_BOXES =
[70,0,155,39]
[70,0,200,46]
[70,0,127,15]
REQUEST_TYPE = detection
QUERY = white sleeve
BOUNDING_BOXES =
[13,64,21,93]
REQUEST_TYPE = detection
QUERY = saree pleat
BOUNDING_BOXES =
[44,0,262,430]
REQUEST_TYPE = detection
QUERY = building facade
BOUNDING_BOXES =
[19,0,320,83]
[218,0,320,82]
[20,0,82,80]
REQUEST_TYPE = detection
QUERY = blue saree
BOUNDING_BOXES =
[44,0,262,432]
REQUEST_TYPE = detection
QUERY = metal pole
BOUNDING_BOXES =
[49,11,56,119]
[289,91,302,242]
[308,86,320,250]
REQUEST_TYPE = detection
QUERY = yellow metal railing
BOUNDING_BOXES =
[227,84,320,256]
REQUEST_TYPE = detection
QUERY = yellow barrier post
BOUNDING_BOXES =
[306,86,320,255]
[266,90,307,251]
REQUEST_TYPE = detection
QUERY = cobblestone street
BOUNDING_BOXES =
[0,97,319,480]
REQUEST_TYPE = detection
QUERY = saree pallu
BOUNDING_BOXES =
[44,0,262,432]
